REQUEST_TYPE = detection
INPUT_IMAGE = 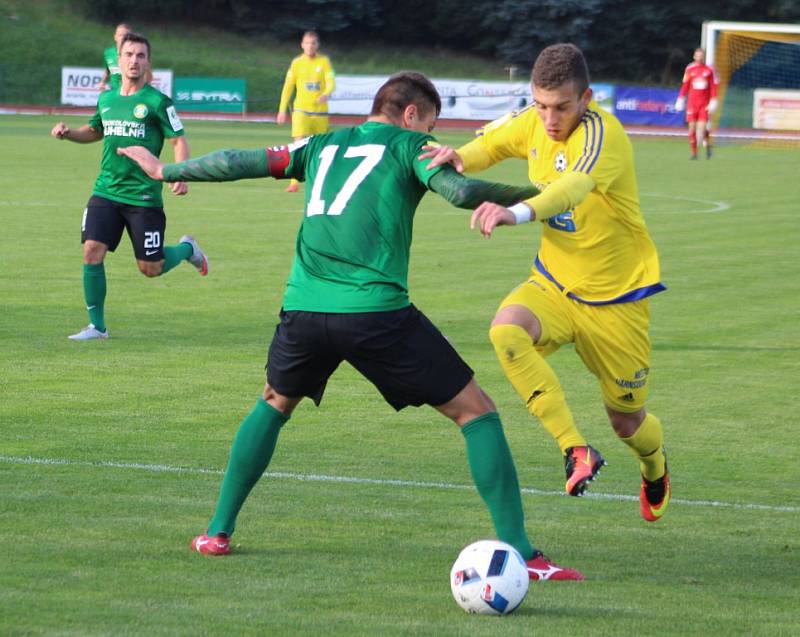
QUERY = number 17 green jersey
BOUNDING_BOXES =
[281,121,444,313]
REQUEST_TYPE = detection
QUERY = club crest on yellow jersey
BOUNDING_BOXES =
[555,150,568,172]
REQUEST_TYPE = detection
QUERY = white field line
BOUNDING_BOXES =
[0,194,733,217]
[639,193,731,214]
[2,454,797,514]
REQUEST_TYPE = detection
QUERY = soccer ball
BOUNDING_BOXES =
[449,540,529,615]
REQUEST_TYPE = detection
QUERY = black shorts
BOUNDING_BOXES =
[266,305,474,410]
[82,195,167,261]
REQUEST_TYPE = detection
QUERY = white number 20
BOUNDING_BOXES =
[144,231,161,248]
[306,144,385,217]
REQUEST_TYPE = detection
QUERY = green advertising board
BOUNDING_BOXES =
[174,77,246,113]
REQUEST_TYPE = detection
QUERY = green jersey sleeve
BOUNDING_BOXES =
[88,99,103,132]
[410,133,444,188]
[284,137,313,182]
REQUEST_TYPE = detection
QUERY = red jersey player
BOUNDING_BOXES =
[675,47,719,159]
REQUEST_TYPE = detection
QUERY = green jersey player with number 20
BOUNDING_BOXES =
[51,32,208,341]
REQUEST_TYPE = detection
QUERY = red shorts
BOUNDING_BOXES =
[686,100,710,123]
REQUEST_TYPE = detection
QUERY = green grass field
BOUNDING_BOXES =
[1,115,799,636]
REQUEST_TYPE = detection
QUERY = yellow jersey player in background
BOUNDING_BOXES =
[276,30,335,192]
[423,43,670,523]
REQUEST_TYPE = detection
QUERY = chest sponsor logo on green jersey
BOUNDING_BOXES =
[104,119,146,138]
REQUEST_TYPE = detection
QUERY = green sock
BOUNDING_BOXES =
[160,242,193,274]
[83,263,107,332]
[461,412,535,560]
[207,398,289,537]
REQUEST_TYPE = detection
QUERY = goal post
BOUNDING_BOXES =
[702,21,800,138]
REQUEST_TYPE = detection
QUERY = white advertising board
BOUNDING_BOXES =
[753,89,800,130]
[61,67,174,106]
[329,75,531,121]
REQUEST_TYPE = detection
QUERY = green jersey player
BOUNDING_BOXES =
[119,72,585,581]
[51,32,208,341]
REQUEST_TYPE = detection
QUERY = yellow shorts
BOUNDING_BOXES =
[291,111,330,138]
[498,271,653,412]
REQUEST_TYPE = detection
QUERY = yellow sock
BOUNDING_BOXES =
[620,412,666,481]
[489,323,585,453]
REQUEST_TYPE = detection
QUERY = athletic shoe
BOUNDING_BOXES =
[68,324,108,341]
[640,465,671,522]
[706,146,713,159]
[285,182,299,193]
[526,552,585,581]
[180,235,209,276]
[564,445,606,496]
[689,154,698,160]
[191,532,230,555]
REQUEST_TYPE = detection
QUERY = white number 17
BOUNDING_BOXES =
[306,144,385,217]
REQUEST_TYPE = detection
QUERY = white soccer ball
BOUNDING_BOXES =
[449,540,529,615]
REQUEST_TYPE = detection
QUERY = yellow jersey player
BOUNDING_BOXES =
[423,43,670,523]
[276,30,336,192]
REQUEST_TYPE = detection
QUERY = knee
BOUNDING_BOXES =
[262,383,299,416]
[489,323,533,361]
[137,261,163,277]
[83,243,106,264]
[607,407,646,438]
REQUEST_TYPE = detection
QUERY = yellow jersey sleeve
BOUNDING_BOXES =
[523,172,595,220]
[458,106,535,172]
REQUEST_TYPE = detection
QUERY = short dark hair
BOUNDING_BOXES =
[532,43,590,94]
[303,30,319,41]
[370,72,441,120]
[120,32,151,59]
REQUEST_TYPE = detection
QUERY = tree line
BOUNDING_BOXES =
[80,0,800,83]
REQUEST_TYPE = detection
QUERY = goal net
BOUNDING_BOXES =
[703,21,800,143]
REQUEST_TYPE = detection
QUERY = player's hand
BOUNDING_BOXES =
[276,112,288,125]
[116,145,165,180]
[51,122,69,139]
[419,144,464,173]
[317,94,329,104]
[708,98,718,114]
[674,97,686,112]
[171,181,188,196]
[470,202,516,238]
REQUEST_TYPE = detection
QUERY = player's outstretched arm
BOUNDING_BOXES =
[429,168,538,210]
[118,147,272,183]
[51,123,102,143]
[429,168,539,239]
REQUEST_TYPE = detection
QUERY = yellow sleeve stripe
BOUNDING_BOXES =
[574,110,605,174]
